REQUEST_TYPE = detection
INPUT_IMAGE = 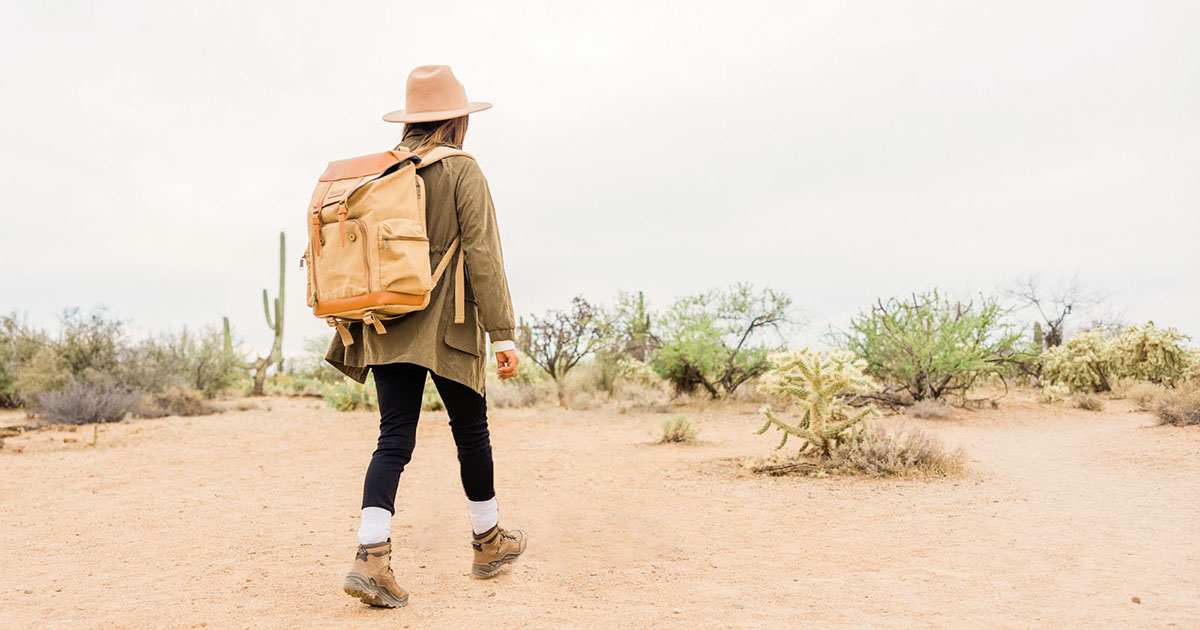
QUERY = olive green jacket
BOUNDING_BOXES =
[325,130,515,396]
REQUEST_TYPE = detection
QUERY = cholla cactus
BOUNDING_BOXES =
[1044,323,1196,392]
[756,348,878,455]
[1113,322,1194,386]
[1042,328,1118,392]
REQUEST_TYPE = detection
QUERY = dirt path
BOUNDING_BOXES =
[1,392,1198,629]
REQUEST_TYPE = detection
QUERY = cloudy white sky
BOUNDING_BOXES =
[2,1,1197,357]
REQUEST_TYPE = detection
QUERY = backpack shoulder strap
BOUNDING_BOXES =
[417,146,474,168]
[411,144,473,325]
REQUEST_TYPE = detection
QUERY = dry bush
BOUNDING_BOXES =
[1155,380,1200,426]
[488,381,554,409]
[909,399,955,420]
[1038,383,1070,404]
[1124,382,1166,411]
[137,386,217,418]
[750,421,963,477]
[567,390,602,411]
[1074,393,1104,412]
[827,422,963,477]
[658,414,697,444]
[34,380,139,425]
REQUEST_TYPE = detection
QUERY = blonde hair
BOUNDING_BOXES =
[403,116,469,156]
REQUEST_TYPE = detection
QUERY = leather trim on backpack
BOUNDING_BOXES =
[320,151,418,181]
[314,291,425,316]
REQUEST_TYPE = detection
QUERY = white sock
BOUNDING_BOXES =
[357,507,392,545]
[468,497,499,535]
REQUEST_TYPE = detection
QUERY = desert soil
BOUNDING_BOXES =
[1,391,1198,629]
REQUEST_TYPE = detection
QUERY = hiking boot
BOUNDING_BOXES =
[343,540,409,608]
[471,525,526,578]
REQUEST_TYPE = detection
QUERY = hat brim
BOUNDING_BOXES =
[382,102,492,123]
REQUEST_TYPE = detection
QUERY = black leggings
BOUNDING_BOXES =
[362,362,495,514]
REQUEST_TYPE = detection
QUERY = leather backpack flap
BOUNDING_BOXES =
[316,150,419,223]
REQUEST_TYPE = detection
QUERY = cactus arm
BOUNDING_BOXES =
[262,289,272,329]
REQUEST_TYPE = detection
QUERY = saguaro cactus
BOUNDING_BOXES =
[248,232,286,396]
[756,348,878,455]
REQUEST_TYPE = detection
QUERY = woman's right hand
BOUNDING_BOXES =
[496,349,519,380]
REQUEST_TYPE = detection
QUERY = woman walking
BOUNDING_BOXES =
[326,65,526,608]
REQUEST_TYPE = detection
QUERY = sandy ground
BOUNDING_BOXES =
[1,391,1199,629]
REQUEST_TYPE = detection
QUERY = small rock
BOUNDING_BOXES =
[23,590,32,595]
[734,603,743,610]
[1132,596,1141,604]
[672,609,681,615]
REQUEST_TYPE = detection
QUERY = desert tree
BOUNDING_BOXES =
[839,289,1028,402]
[595,291,662,392]
[517,296,605,407]
[1007,273,1109,349]
[653,283,793,398]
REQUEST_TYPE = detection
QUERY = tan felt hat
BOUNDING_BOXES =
[382,65,492,123]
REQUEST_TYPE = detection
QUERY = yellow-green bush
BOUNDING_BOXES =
[1114,323,1195,386]
[1042,328,1118,392]
[1044,324,1196,392]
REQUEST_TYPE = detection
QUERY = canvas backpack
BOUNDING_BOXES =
[303,146,470,346]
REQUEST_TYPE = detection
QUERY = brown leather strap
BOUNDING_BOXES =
[430,237,465,324]
[454,246,465,324]
[328,319,354,346]
[363,313,387,335]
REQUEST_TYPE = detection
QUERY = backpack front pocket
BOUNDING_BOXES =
[377,218,432,294]
[314,220,369,300]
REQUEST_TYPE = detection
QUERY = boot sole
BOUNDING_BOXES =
[471,544,526,579]
[343,573,408,608]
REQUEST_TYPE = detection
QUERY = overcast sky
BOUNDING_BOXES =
[2,1,1197,358]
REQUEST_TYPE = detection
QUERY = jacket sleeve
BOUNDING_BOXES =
[453,158,516,342]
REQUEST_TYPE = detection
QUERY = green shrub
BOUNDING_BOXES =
[324,377,377,411]
[1155,380,1200,426]
[0,313,48,407]
[265,373,325,397]
[34,379,139,425]
[289,336,346,385]
[659,414,697,443]
[122,325,243,398]
[653,283,791,398]
[13,346,69,407]
[757,348,878,455]
[840,290,1027,401]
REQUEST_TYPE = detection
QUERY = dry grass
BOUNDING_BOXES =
[1075,393,1105,412]
[658,414,698,444]
[1155,380,1200,427]
[34,380,139,425]
[750,421,963,478]
[909,399,955,420]
[138,386,218,418]
[1125,382,1166,411]
[826,422,964,477]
